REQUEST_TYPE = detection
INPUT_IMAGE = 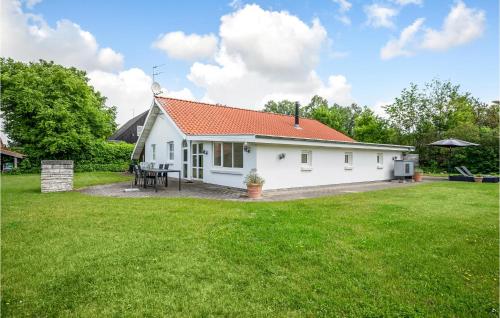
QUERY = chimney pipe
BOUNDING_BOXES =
[294,101,300,128]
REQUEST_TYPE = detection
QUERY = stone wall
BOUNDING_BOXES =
[41,160,74,193]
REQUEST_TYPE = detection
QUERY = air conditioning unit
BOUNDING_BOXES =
[394,160,414,178]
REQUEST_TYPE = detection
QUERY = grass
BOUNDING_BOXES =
[1,173,498,317]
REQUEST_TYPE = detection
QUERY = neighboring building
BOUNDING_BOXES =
[0,139,24,171]
[132,97,414,190]
[108,110,148,144]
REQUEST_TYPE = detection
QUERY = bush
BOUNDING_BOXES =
[18,141,134,173]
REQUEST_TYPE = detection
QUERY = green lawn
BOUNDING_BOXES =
[1,173,498,317]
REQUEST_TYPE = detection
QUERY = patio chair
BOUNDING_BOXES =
[133,165,143,186]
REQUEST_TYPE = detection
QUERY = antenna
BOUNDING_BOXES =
[152,64,165,82]
[151,64,166,96]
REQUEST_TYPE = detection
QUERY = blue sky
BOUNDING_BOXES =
[2,0,498,124]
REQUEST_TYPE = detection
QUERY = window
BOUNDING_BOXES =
[213,142,244,168]
[377,153,383,168]
[151,144,156,161]
[168,141,174,161]
[214,143,222,166]
[344,152,353,169]
[301,150,312,166]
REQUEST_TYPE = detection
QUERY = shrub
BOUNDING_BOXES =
[18,141,134,173]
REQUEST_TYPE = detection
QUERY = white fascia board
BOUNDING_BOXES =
[186,135,256,142]
[154,98,187,139]
[131,98,188,160]
[254,135,414,151]
[131,99,156,160]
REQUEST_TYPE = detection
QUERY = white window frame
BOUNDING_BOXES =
[212,142,243,169]
[344,152,353,170]
[300,150,312,171]
[377,153,383,169]
[151,144,156,161]
[167,141,174,161]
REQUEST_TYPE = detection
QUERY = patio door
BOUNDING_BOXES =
[191,143,204,180]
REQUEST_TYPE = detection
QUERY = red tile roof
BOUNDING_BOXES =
[156,97,355,143]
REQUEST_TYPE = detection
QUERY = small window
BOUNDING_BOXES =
[151,144,156,161]
[377,153,383,168]
[168,141,174,161]
[344,152,353,169]
[301,150,312,166]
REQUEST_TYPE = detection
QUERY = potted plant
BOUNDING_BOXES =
[244,170,265,199]
[474,174,483,183]
[414,168,423,182]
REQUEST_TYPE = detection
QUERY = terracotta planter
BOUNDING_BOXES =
[414,172,423,182]
[474,176,483,183]
[247,184,263,199]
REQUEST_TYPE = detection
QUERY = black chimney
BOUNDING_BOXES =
[294,101,300,128]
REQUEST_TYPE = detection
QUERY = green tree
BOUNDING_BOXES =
[0,58,117,162]
[353,108,394,143]
[263,100,299,116]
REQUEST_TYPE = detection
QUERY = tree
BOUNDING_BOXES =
[385,79,498,173]
[263,100,299,116]
[0,58,117,162]
[353,108,394,143]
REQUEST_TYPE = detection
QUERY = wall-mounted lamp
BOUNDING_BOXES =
[202,149,209,155]
[278,153,286,160]
[243,142,251,153]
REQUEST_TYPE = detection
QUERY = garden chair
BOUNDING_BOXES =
[133,165,143,186]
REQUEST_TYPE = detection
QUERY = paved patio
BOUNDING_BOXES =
[79,178,430,201]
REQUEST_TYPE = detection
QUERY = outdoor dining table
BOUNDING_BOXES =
[140,168,182,192]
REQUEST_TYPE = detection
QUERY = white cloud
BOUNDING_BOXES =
[372,100,391,117]
[391,0,422,6]
[1,0,123,72]
[332,0,352,25]
[380,1,485,60]
[87,68,153,125]
[88,69,195,125]
[228,0,243,10]
[421,1,485,51]
[219,5,327,79]
[1,0,193,127]
[162,88,196,101]
[153,31,218,61]
[24,0,42,9]
[380,18,425,59]
[364,4,398,28]
[186,4,353,108]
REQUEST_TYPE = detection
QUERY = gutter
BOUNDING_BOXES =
[254,134,415,151]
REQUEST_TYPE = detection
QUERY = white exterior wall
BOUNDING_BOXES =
[200,141,256,189]
[144,114,184,176]
[255,143,402,190]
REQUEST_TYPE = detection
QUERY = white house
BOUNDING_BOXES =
[131,97,414,190]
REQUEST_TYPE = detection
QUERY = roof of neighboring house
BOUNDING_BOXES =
[108,110,148,144]
[0,140,24,158]
[156,97,355,142]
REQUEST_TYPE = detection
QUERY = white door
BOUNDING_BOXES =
[191,143,204,180]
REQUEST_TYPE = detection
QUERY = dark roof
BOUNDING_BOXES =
[0,141,24,158]
[108,110,148,144]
